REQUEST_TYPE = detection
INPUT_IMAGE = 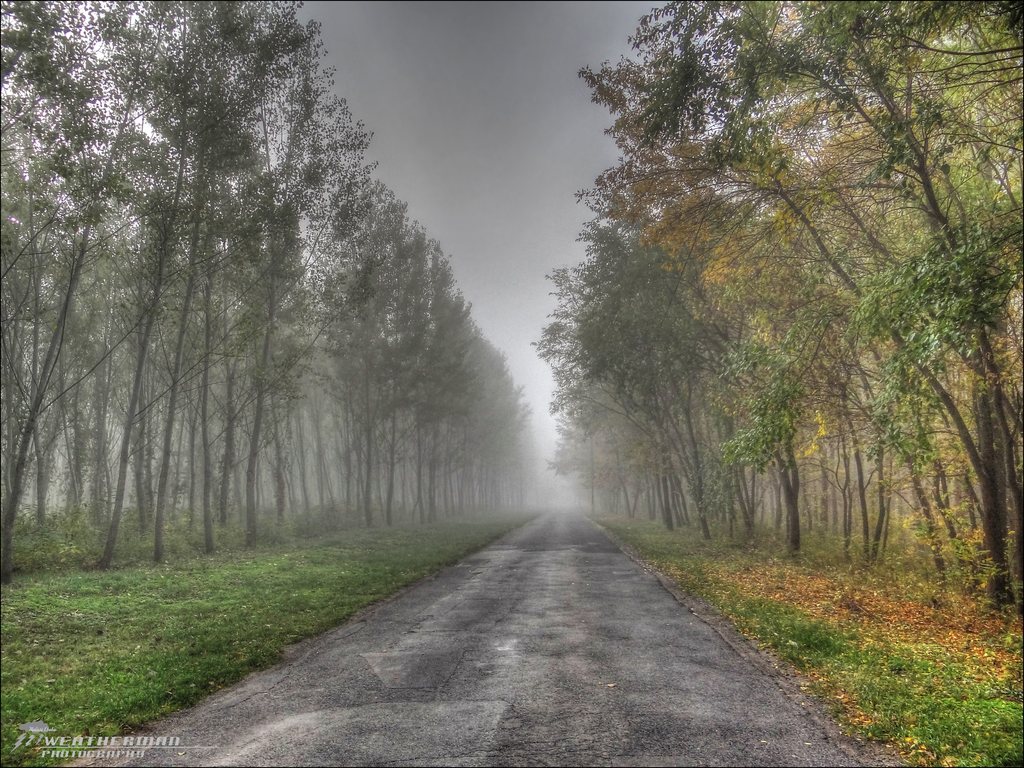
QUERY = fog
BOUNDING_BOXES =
[2,6,1018,763]
[299,1,653,504]
[1,1,654,587]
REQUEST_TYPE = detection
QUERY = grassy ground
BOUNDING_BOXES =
[0,515,530,767]
[597,517,1023,768]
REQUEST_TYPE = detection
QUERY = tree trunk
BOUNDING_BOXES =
[415,425,424,524]
[219,359,236,526]
[973,384,1012,606]
[65,389,85,509]
[271,395,286,524]
[851,441,870,558]
[1,230,89,583]
[363,409,374,527]
[908,465,946,579]
[33,423,51,526]
[135,373,150,532]
[384,409,396,526]
[246,320,273,546]
[777,445,801,553]
[294,406,311,517]
[312,398,329,511]
[99,276,164,569]
[90,321,114,524]
[153,207,203,561]
[870,448,888,561]
[659,467,675,531]
[187,398,197,529]
[200,277,214,554]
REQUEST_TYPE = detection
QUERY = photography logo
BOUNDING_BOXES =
[12,721,187,760]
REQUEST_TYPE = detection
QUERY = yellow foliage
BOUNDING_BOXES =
[799,411,829,458]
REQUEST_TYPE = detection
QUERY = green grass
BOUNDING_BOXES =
[598,517,1023,768]
[0,516,531,767]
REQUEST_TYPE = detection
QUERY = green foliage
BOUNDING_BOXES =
[722,342,804,470]
[12,510,99,573]
[855,223,1023,360]
[557,0,1023,612]
[1,0,531,584]
[329,182,531,516]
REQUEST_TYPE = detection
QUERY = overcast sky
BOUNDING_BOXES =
[298,1,652,486]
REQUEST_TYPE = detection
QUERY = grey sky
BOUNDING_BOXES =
[298,1,652,474]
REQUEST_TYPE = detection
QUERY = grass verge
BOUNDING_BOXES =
[597,517,1023,768]
[0,515,531,767]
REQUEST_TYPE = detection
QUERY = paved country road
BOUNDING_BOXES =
[82,514,889,767]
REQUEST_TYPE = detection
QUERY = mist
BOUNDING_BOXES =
[1,1,654,582]
[297,1,652,482]
[2,3,1020,766]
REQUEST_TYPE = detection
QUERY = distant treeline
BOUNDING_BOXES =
[0,1,530,582]
[541,2,1022,610]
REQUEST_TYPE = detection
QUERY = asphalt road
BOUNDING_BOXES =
[83,513,882,766]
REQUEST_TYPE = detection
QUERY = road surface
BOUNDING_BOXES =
[84,514,883,766]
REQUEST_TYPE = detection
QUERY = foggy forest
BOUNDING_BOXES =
[1,2,1022,767]
[1,2,531,583]
[541,2,1023,610]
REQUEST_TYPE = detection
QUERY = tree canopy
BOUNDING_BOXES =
[544,0,1022,610]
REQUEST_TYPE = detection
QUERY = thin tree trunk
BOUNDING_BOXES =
[246,315,273,547]
[219,358,236,525]
[852,441,870,558]
[99,264,166,569]
[909,464,947,579]
[187,397,197,529]
[777,445,801,553]
[313,398,328,511]
[659,466,674,531]
[271,394,286,524]
[363,409,373,527]
[415,425,424,524]
[384,409,396,526]
[32,423,51,526]
[840,436,853,559]
[1,230,89,582]
[135,374,150,532]
[153,203,203,561]
[294,406,311,517]
[200,277,214,553]
[871,448,887,561]
[90,319,114,523]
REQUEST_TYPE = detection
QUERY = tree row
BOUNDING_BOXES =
[540,2,1022,610]
[1,1,530,582]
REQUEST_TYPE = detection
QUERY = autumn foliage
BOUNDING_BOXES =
[541,2,1023,614]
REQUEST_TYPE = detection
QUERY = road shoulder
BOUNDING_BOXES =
[593,518,903,768]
